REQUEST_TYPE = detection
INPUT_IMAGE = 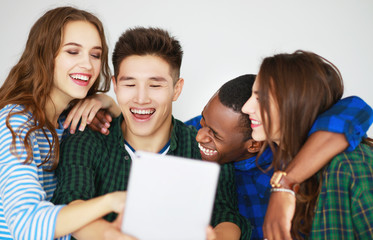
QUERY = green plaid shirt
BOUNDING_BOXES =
[310,142,373,239]
[52,115,250,239]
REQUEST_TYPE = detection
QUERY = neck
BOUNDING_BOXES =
[122,119,173,153]
[45,97,70,128]
[235,152,257,162]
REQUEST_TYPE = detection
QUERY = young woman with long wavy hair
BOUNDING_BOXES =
[242,50,373,239]
[0,6,131,240]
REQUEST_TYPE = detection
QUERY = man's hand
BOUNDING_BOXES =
[64,94,119,134]
[88,109,113,135]
[263,192,296,240]
[213,222,240,240]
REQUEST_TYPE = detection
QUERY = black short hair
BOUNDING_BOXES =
[112,27,183,84]
[218,74,256,140]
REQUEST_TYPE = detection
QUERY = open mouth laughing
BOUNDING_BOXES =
[70,73,91,86]
[130,108,155,120]
[198,143,217,156]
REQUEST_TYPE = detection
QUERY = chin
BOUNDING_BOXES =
[72,92,89,100]
[201,153,219,163]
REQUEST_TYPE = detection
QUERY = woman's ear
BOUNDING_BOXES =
[247,139,262,153]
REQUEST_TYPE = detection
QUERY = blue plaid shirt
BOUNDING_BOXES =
[310,96,373,152]
[234,148,273,239]
[185,95,372,240]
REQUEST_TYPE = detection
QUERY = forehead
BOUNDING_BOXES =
[252,78,259,91]
[203,95,243,132]
[62,20,101,46]
[118,55,173,81]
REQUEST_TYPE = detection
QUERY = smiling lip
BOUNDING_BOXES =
[130,108,155,121]
[250,118,261,128]
[70,73,91,87]
[198,143,218,160]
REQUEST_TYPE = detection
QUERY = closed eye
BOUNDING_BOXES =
[67,50,78,55]
[91,53,101,59]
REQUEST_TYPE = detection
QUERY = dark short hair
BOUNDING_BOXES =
[218,74,256,140]
[112,27,183,84]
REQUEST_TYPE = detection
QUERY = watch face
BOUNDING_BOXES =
[271,171,300,194]
[270,171,287,188]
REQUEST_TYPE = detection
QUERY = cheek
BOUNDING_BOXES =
[115,88,132,104]
[270,107,280,129]
[93,61,101,75]
[152,89,173,104]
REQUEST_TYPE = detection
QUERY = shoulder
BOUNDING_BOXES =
[61,126,104,149]
[325,143,373,187]
[0,104,34,136]
[184,115,202,130]
[173,117,198,136]
[170,117,200,159]
[328,143,372,171]
[61,115,122,152]
[0,104,32,124]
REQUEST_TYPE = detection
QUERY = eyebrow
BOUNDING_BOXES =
[63,42,102,50]
[149,77,168,82]
[201,113,219,136]
[118,76,134,81]
[117,76,168,82]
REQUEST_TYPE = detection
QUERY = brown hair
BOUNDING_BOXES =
[0,6,111,170]
[112,27,183,84]
[257,50,344,238]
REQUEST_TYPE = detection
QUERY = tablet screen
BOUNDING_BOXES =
[121,151,220,240]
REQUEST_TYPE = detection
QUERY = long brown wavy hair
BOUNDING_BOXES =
[0,6,111,170]
[256,50,344,239]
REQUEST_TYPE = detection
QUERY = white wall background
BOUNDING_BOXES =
[1,0,372,137]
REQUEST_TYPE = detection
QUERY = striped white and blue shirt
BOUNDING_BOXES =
[0,104,70,240]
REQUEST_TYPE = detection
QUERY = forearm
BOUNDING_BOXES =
[285,131,348,183]
[54,194,118,238]
[107,97,121,117]
[214,222,241,240]
[72,217,112,240]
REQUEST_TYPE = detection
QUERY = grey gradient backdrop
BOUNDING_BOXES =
[1,0,372,136]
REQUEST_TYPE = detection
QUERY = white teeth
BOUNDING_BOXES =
[70,74,89,81]
[251,120,261,125]
[198,143,217,156]
[130,109,155,115]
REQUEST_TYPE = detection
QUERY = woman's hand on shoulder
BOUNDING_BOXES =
[64,94,120,134]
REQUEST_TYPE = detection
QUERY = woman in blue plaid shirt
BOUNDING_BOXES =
[242,50,373,239]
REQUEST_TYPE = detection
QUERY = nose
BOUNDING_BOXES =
[196,127,212,144]
[79,53,93,70]
[133,85,151,104]
[242,95,255,115]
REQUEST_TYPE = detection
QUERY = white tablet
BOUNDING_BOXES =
[121,151,220,240]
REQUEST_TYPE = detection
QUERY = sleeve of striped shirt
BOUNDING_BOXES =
[0,108,69,240]
[309,96,373,152]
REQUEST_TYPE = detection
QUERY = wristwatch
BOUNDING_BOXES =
[270,171,300,194]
